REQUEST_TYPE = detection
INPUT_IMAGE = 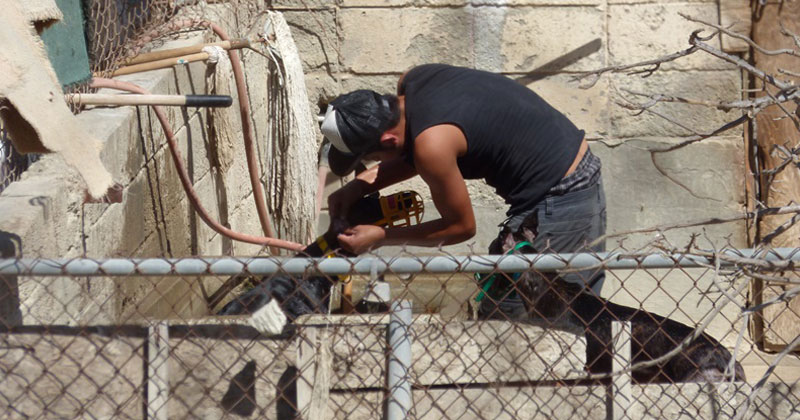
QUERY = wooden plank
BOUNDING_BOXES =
[611,321,632,420]
[147,322,169,420]
[751,1,800,351]
[296,327,332,420]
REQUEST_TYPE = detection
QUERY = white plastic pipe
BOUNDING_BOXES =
[386,300,413,420]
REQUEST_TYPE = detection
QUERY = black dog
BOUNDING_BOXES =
[218,195,392,318]
[491,226,745,383]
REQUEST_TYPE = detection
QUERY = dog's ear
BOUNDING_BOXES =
[520,227,536,244]
[502,231,517,254]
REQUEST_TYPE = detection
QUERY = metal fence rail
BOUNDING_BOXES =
[2,247,799,276]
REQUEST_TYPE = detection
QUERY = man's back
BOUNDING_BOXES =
[400,64,584,214]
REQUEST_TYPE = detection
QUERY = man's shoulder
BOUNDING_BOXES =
[413,125,468,161]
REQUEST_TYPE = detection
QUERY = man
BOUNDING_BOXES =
[322,63,605,319]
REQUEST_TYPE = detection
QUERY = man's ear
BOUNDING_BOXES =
[379,133,399,150]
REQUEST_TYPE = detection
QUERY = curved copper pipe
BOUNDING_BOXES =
[91,77,304,252]
[201,21,277,244]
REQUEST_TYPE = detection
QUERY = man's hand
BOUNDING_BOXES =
[337,224,386,255]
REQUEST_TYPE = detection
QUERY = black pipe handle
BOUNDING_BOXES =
[184,95,233,108]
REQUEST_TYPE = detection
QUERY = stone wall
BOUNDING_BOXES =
[278,0,749,250]
[275,0,751,345]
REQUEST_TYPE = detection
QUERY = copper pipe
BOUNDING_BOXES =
[90,78,304,252]
[201,21,278,250]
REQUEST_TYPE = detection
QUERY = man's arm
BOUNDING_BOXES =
[338,125,476,253]
[328,157,417,220]
[383,124,476,246]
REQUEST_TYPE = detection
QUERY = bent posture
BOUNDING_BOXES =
[323,63,606,319]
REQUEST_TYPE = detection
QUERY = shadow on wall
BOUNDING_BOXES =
[276,366,299,419]
[0,230,22,326]
[222,360,257,416]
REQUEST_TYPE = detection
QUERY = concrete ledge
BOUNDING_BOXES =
[297,314,587,390]
[328,382,791,419]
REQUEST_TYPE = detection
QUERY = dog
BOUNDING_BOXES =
[490,223,745,383]
[217,227,342,319]
[219,193,398,318]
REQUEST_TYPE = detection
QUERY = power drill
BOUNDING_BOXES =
[217,191,423,317]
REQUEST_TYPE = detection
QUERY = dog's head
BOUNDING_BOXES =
[491,213,582,321]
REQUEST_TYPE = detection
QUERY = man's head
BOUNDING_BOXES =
[321,90,402,176]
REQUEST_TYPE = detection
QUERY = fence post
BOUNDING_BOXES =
[386,300,413,420]
[611,321,632,420]
[147,321,169,420]
[296,327,332,420]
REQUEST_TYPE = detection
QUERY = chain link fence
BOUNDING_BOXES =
[3,0,800,418]
[0,124,38,195]
[2,242,800,419]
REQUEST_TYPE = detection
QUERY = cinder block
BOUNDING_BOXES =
[608,3,733,71]
[592,135,746,250]
[185,112,214,186]
[341,0,465,7]
[270,0,335,8]
[608,70,743,138]
[283,10,338,71]
[494,7,605,73]
[720,0,752,52]
[229,199,276,256]
[0,333,145,419]
[77,106,141,184]
[344,0,601,6]
[106,172,160,256]
[522,74,610,138]
[340,8,474,73]
[190,170,228,256]
[304,70,343,108]
[340,74,400,95]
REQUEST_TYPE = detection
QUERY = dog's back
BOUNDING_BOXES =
[496,231,745,383]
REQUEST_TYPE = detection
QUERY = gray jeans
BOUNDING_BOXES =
[478,176,607,320]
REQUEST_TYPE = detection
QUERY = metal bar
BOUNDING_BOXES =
[109,52,209,76]
[1,248,798,277]
[386,300,413,420]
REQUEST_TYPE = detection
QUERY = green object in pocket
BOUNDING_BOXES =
[474,241,532,303]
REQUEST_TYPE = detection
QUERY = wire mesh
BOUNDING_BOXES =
[2,242,800,419]
[0,124,39,195]
[2,0,798,418]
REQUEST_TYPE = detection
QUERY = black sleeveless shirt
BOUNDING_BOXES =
[399,64,584,215]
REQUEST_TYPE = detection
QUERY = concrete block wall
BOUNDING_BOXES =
[0,10,319,324]
[277,0,747,248]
